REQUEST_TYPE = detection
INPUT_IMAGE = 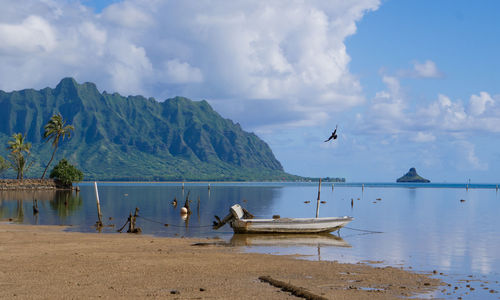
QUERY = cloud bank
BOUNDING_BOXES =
[0,0,380,130]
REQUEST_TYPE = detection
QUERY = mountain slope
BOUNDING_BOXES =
[0,78,294,181]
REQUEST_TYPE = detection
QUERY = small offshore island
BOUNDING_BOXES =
[397,167,430,183]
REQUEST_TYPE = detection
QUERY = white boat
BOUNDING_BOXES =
[227,204,353,234]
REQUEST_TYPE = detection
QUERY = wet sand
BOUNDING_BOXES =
[0,224,441,299]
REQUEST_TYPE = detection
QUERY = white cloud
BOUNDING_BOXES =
[361,75,500,136]
[412,60,443,78]
[412,132,436,142]
[0,15,56,54]
[468,91,494,116]
[397,59,443,79]
[0,0,380,130]
[160,59,203,84]
[455,141,488,171]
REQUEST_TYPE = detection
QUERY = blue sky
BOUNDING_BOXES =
[0,0,499,182]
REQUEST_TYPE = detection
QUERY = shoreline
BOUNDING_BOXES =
[0,223,441,299]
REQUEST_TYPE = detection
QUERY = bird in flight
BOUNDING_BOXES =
[324,125,338,142]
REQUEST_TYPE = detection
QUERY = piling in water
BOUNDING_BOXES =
[316,179,321,218]
[94,182,103,228]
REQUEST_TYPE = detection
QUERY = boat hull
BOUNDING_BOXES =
[230,216,353,234]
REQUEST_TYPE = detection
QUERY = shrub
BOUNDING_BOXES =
[50,159,83,186]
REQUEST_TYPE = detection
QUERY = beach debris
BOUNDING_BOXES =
[460,199,466,202]
[117,207,141,234]
[170,290,180,295]
[172,197,177,207]
[272,215,280,219]
[259,275,328,300]
[200,288,206,292]
[304,200,310,203]
[127,207,141,233]
[320,201,326,204]
[376,198,382,201]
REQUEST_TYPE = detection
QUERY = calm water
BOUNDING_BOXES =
[1,182,499,299]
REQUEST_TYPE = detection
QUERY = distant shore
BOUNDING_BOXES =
[0,179,73,190]
[0,223,441,299]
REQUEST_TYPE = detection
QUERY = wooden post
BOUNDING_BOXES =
[316,178,322,218]
[94,181,103,227]
[128,207,141,233]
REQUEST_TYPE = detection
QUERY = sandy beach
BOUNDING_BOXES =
[0,224,442,299]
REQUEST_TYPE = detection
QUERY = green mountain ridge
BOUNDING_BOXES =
[0,78,298,181]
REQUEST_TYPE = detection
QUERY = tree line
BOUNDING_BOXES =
[0,113,83,186]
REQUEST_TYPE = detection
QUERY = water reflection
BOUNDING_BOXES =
[230,233,351,248]
[0,190,82,225]
[49,191,83,218]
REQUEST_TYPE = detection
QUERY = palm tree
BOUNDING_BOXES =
[7,133,32,180]
[41,113,75,179]
[0,155,9,176]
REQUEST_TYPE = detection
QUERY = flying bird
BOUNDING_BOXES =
[324,125,338,142]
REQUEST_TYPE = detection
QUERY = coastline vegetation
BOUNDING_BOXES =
[41,113,75,179]
[1,113,82,187]
[7,133,33,180]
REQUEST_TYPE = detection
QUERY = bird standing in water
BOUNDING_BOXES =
[324,125,338,142]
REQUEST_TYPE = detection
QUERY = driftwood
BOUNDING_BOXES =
[258,276,328,300]
[128,207,141,233]
[117,207,141,233]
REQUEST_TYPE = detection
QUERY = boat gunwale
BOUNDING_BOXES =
[236,216,353,224]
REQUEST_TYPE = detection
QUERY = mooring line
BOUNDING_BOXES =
[137,215,214,228]
[343,226,383,234]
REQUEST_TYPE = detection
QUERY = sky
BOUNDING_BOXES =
[0,0,499,183]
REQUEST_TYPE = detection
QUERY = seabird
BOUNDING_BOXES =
[324,125,338,142]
